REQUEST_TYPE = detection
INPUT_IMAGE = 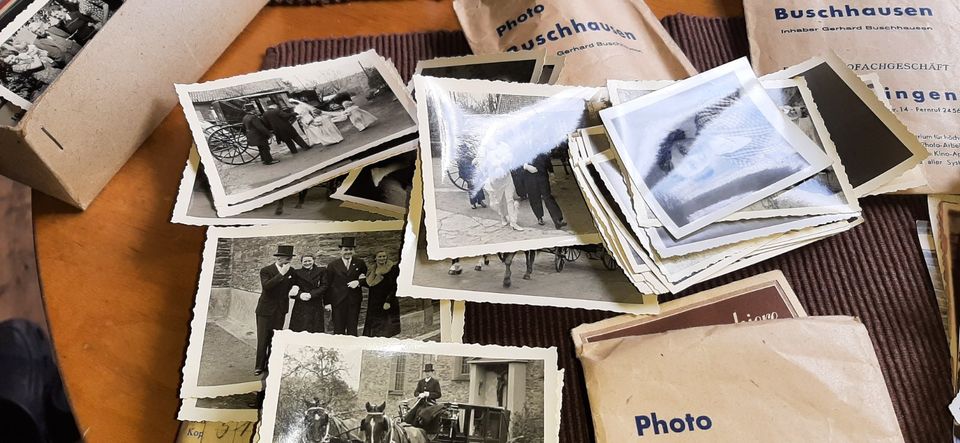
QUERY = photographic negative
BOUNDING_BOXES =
[762,53,928,196]
[172,146,395,226]
[0,0,121,109]
[176,50,417,209]
[330,150,416,218]
[259,331,561,443]
[180,221,446,398]
[415,50,546,84]
[398,162,658,314]
[415,75,602,259]
[600,58,832,238]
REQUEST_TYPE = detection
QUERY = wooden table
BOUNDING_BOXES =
[23,1,742,441]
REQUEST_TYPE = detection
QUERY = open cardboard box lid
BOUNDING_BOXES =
[0,0,268,209]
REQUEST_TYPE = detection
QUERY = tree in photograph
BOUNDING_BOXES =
[275,347,359,433]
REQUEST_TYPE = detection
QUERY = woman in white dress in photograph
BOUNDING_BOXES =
[484,171,523,232]
[290,99,344,146]
[342,100,378,132]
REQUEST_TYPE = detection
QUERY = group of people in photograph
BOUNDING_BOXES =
[0,0,123,102]
[253,237,400,375]
[458,149,569,232]
[241,97,379,166]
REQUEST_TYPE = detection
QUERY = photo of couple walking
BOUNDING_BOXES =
[253,237,401,375]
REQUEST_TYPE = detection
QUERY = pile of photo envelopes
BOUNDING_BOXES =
[168,46,930,441]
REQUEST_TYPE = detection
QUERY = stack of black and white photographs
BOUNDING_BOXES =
[567,57,865,294]
[395,74,658,313]
[330,150,417,219]
[176,221,463,422]
[174,50,418,218]
[259,331,562,443]
[0,0,122,109]
[762,52,928,197]
[413,49,563,87]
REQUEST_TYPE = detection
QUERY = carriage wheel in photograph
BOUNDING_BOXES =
[600,247,618,270]
[446,169,470,191]
[207,126,260,165]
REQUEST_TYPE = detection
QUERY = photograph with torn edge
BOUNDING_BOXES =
[415,49,546,84]
[415,75,602,259]
[179,221,444,398]
[398,161,658,314]
[762,53,928,196]
[600,58,832,238]
[331,150,416,218]
[172,147,393,226]
[178,393,260,423]
[536,55,564,85]
[208,133,420,218]
[259,331,562,443]
[176,50,417,209]
[0,0,123,109]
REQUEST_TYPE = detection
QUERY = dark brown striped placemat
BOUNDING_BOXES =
[262,15,951,442]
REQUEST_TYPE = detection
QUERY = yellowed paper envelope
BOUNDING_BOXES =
[579,316,904,442]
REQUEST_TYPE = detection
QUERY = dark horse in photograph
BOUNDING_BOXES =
[301,405,362,443]
[361,402,428,443]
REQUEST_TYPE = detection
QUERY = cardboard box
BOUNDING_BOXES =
[0,0,268,209]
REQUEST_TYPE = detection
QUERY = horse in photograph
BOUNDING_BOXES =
[301,405,362,443]
[361,402,427,443]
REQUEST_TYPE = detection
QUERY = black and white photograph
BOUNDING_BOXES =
[415,75,602,259]
[177,393,260,423]
[398,170,659,314]
[176,50,417,210]
[762,53,929,196]
[600,58,832,239]
[535,55,564,85]
[172,147,393,226]
[606,79,674,106]
[171,144,423,226]
[180,222,450,398]
[330,150,417,218]
[259,332,561,443]
[0,0,122,109]
[415,50,546,85]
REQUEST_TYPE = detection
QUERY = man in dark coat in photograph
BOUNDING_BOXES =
[242,104,277,165]
[323,237,368,336]
[254,245,297,375]
[522,151,567,230]
[262,105,312,154]
[288,254,327,333]
[403,363,444,430]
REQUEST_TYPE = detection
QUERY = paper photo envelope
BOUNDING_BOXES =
[578,316,904,442]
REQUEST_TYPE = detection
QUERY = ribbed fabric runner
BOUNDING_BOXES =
[262,15,950,442]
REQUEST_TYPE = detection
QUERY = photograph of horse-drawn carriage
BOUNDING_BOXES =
[271,347,548,443]
[178,51,417,206]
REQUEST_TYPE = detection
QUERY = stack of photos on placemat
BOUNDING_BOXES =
[564,54,928,295]
[169,49,563,443]
[397,52,660,315]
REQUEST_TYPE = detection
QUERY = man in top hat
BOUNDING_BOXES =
[322,237,368,336]
[414,363,442,403]
[403,363,444,430]
[521,151,567,230]
[254,245,297,375]
[242,103,277,166]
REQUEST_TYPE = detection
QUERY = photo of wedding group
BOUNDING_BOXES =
[180,222,442,398]
[177,50,417,208]
[0,0,122,108]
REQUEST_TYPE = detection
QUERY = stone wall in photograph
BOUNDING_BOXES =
[356,352,470,418]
